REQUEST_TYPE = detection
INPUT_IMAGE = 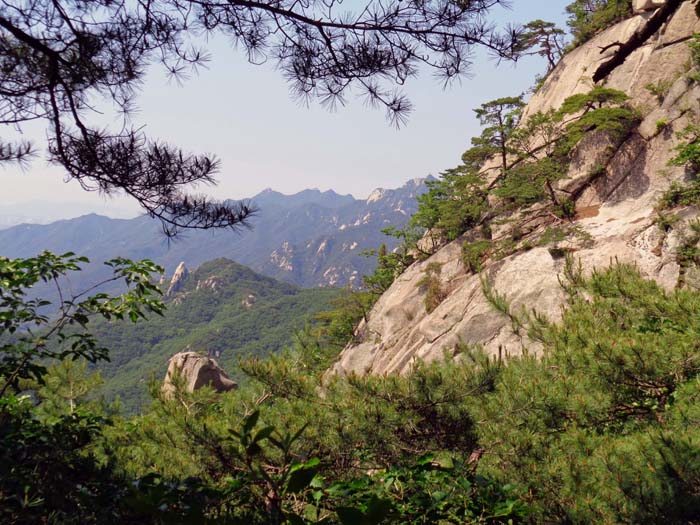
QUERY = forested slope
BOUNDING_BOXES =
[91,258,339,411]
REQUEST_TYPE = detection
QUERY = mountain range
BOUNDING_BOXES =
[0,178,429,294]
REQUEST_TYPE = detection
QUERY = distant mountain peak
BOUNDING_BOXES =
[366,188,386,204]
[365,176,430,205]
[251,186,356,211]
[0,177,430,291]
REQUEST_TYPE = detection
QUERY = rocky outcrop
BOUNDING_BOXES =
[331,1,700,377]
[634,0,669,13]
[162,351,237,397]
[196,276,223,292]
[241,293,256,309]
[166,262,189,296]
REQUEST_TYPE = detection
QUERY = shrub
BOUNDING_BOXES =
[417,262,447,313]
[462,240,492,274]
[565,0,633,47]
[646,79,674,103]
[476,262,700,523]
[411,169,487,241]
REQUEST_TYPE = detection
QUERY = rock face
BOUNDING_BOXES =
[331,2,700,376]
[166,262,189,296]
[162,351,237,396]
[634,0,668,13]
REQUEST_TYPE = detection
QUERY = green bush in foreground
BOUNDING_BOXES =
[477,260,700,523]
[5,251,700,524]
[0,252,527,524]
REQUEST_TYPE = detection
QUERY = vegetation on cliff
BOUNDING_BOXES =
[566,0,634,46]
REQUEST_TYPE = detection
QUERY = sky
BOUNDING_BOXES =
[1,0,570,222]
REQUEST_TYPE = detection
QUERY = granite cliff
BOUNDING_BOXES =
[333,0,700,375]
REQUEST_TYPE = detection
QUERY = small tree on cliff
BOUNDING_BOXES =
[515,20,567,71]
[471,96,526,181]
[565,0,634,46]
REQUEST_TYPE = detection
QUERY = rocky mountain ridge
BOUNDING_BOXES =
[332,0,700,376]
[0,178,430,294]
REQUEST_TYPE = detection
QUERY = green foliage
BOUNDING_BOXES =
[656,117,670,133]
[461,240,491,274]
[564,106,637,148]
[361,244,396,295]
[311,289,375,352]
[646,79,674,103]
[398,86,635,321]
[12,250,700,523]
[326,454,528,524]
[658,181,700,210]
[417,263,447,313]
[0,252,181,524]
[687,33,700,81]
[411,168,487,241]
[670,122,700,171]
[493,156,565,207]
[657,123,700,212]
[558,87,636,154]
[110,342,522,523]
[411,87,633,257]
[0,395,130,524]
[565,0,633,47]
[0,252,164,396]
[472,96,525,178]
[654,211,680,232]
[515,20,567,71]
[555,197,576,219]
[33,359,110,419]
[559,86,630,115]
[90,258,339,411]
[476,263,700,523]
[106,260,700,524]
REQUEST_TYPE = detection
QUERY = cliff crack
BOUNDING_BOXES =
[426,286,479,345]
[593,0,684,83]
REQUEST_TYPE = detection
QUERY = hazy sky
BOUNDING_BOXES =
[1,1,569,219]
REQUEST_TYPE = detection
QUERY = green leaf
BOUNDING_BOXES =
[336,507,367,525]
[242,410,260,436]
[253,425,276,443]
[286,463,319,494]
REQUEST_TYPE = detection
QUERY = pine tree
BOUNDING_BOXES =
[516,20,567,71]
[34,359,105,417]
[472,96,526,180]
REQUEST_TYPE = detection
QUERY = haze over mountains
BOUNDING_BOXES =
[0,178,430,292]
[0,199,139,229]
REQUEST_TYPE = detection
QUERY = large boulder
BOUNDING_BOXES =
[162,351,237,397]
